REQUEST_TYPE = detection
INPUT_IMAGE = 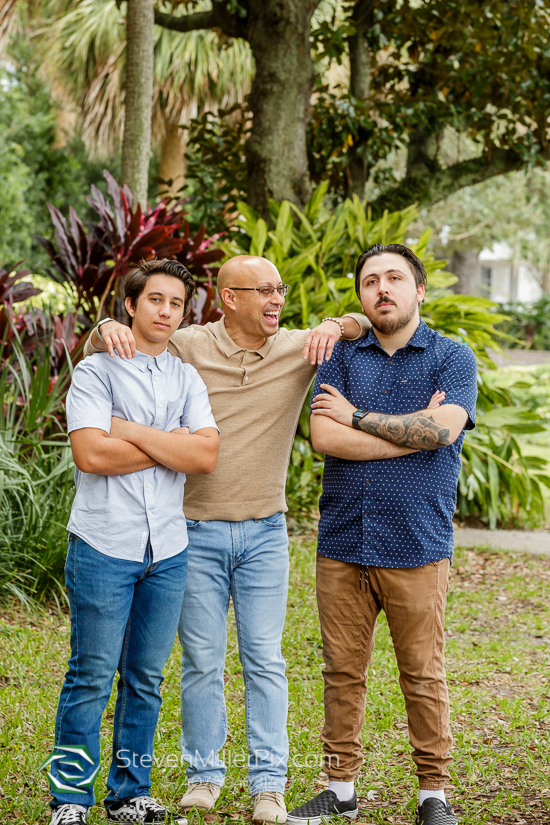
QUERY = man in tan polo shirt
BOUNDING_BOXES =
[84,255,369,824]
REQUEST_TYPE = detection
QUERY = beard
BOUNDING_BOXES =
[366,295,418,335]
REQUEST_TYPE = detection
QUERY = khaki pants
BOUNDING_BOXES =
[316,553,452,790]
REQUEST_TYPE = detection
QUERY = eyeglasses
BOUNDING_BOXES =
[228,285,290,297]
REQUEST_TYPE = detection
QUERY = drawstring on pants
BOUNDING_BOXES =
[359,565,368,591]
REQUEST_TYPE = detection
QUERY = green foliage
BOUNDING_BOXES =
[0,44,112,270]
[458,374,550,528]
[0,325,75,605]
[496,296,550,351]
[226,185,549,528]
[369,0,550,165]
[181,104,250,231]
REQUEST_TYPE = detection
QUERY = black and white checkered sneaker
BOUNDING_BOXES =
[287,790,358,825]
[50,804,87,825]
[416,798,458,825]
[105,796,187,824]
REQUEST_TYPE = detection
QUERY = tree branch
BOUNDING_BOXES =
[154,1,246,38]
[370,147,526,218]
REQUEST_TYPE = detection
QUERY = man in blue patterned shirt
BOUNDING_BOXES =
[287,245,477,825]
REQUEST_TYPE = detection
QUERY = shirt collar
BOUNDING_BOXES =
[130,348,169,372]
[211,317,275,359]
[357,318,429,352]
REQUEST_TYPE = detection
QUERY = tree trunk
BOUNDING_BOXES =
[451,249,480,297]
[245,0,320,217]
[159,121,186,198]
[121,0,154,207]
[346,0,374,200]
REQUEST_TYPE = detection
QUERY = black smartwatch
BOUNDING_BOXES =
[352,409,369,430]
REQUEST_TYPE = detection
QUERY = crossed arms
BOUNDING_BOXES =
[310,384,468,461]
[70,419,219,476]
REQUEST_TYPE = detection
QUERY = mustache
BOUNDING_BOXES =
[374,296,396,308]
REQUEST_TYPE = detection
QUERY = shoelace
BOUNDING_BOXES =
[53,805,87,824]
[256,792,283,805]
[132,797,165,818]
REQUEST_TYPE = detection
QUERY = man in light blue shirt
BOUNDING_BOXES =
[46,260,219,825]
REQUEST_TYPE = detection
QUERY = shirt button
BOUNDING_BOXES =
[366,480,371,484]
[154,377,159,382]
[147,510,153,516]
[244,376,249,381]
[389,360,393,365]
[364,510,369,516]
[382,390,387,394]
[146,483,151,489]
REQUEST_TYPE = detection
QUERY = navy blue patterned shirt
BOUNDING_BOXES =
[311,319,478,568]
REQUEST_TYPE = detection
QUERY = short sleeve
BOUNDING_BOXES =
[66,359,113,434]
[310,342,347,414]
[180,368,219,433]
[438,343,478,430]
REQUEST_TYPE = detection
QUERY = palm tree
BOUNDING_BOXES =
[35,0,254,196]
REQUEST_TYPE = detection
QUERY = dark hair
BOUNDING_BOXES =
[124,258,196,327]
[354,243,427,297]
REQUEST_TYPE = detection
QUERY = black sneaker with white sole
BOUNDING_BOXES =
[287,790,358,825]
[105,796,187,824]
[416,798,458,825]
[50,804,87,825]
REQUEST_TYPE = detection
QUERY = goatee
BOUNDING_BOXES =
[368,299,418,335]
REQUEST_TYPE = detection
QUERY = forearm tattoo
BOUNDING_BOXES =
[358,411,451,449]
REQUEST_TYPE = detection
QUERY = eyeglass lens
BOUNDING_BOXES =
[259,285,289,296]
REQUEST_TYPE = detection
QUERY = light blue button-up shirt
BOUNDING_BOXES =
[66,348,217,562]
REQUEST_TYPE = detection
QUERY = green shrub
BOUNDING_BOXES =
[496,296,550,351]
[0,325,74,605]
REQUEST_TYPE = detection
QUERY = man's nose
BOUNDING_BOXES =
[159,301,171,315]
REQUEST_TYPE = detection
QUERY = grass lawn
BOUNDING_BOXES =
[1,541,550,825]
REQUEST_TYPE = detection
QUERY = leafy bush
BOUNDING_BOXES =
[0,44,113,270]
[223,184,550,529]
[496,296,550,350]
[37,170,225,327]
[0,323,75,605]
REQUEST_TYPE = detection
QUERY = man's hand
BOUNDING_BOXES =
[94,321,136,359]
[311,385,446,427]
[311,384,357,425]
[302,321,343,365]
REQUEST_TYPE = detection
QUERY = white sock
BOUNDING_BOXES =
[328,780,355,802]
[419,789,446,805]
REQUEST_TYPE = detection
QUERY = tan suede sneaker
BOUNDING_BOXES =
[178,782,221,811]
[253,792,287,824]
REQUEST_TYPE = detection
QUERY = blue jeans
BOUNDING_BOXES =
[178,514,289,795]
[50,535,187,809]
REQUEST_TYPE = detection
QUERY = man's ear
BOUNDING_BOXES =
[124,296,136,318]
[221,288,237,312]
[417,284,426,304]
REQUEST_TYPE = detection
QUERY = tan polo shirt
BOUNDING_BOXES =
[84,315,369,521]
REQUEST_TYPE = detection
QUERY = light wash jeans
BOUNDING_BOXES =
[178,514,289,795]
[50,534,187,809]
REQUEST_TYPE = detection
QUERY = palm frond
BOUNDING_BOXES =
[34,0,254,158]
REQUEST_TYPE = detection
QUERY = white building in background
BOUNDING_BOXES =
[478,242,542,304]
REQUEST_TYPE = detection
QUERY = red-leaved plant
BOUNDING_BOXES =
[36,170,225,327]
